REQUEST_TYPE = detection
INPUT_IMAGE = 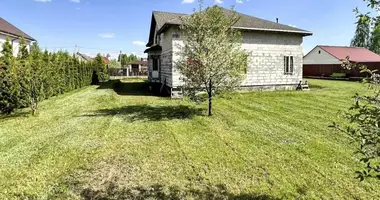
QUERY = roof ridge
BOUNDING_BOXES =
[153,10,187,15]
[319,45,365,48]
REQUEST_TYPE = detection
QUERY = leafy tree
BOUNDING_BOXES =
[336,0,380,181]
[0,37,19,114]
[351,10,371,48]
[108,59,121,68]
[118,53,138,66]
[369,17,380,53]
[175,2,248,116]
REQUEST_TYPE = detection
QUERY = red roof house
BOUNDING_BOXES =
[102,56,110,64]
[303,45,380,77]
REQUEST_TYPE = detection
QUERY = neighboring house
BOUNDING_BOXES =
[144,7,312,97]
[0,17,36,56]
[128,60,148,73]
[102,56,110,65]
[76,52,93,62]
[303,46,380,77]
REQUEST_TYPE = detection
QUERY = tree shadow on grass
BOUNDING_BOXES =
[0,110,30,121]
[80,182,281,200]
[81,104,204,121]
[97,80,154,96]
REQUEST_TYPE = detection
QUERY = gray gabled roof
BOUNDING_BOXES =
[0,17,35,41]
[153,11,187,33]
[153,7,312,36]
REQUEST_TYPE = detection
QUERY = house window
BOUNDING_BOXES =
[153,58,159,71]
[318,50,321,54]
[284,56,294,74]
[156,34,161,44]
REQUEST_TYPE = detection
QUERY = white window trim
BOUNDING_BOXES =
[284,56,294,75]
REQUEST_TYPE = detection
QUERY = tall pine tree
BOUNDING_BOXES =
[17,37,30,108]
[351,13,371,48]
[0,37,19,114]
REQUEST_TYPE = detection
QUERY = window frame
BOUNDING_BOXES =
[284,56,294,75]
[152,58,159,71]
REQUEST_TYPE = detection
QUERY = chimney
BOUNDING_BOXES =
[276,18,279,23]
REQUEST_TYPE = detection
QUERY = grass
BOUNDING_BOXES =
[0,79,379,199]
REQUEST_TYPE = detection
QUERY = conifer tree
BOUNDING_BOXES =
[0,37,18,114]
[28,42,44,115]
[17,37,30,108]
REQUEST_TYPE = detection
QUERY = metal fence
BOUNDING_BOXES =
[108,68,148,77]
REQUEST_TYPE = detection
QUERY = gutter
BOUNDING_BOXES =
[0,31,36,42]
[157,23,313,36]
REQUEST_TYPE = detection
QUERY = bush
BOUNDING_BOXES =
[0,37,106,115]
[330,73,346,78]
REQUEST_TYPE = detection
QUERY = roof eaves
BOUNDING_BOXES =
[233,26,313,36]
[0,30,36,41]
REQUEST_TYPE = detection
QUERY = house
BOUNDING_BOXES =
[0,17,36,56]
[76,52,93,62]
[102,56,110,64]
[128,60,148,75]
[144,7,312,97]
[303,46,380,77]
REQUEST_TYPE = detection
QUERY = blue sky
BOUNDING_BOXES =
[0,0,373,59]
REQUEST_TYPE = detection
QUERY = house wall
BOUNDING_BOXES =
[0,34,32,57]
[303,46,341,65]
[171,31,305,89]
[159,27,174,87]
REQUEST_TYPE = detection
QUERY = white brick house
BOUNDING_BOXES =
[0,17,36,56]
[145,8,312,97]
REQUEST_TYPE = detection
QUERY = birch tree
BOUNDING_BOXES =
[176,2,248,116]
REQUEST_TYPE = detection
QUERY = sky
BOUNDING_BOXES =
[0,0,374,59]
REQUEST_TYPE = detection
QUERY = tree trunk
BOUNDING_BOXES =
[208,81,212,116]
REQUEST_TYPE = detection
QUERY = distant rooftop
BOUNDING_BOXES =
[319,45,380,63]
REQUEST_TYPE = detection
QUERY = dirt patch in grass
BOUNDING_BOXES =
[63,157,280,200]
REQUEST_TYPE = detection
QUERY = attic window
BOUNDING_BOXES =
[172,32,180,39]
[318,50,321,54]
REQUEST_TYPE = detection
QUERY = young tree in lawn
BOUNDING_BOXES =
[28,42,44,115]
[94,53,108,82]
[0,37,19,114]
[351,10,371,48]
[176,3,247,116]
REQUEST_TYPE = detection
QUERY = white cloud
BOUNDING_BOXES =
[236,0,249,3]
[35,0,51,2]
[70,0,80,3]
[132,41,145,46]
[75,7,81,10]
[214,0,223,4]
[182,0,195,3]
[98,33,115,38]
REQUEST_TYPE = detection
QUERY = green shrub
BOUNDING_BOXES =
[330,73,346,78]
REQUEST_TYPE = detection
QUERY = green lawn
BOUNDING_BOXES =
[0,79,379,199]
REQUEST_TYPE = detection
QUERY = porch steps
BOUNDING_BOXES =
[171,89,183,99]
